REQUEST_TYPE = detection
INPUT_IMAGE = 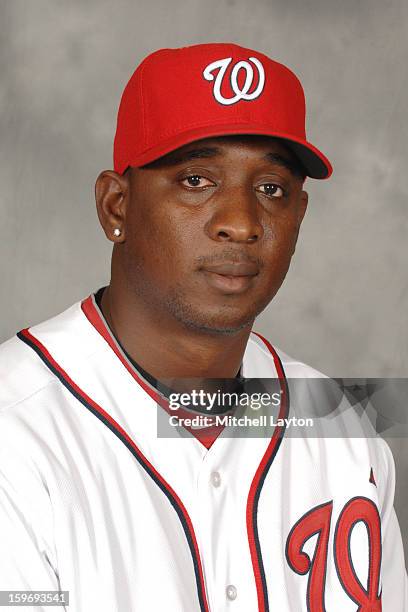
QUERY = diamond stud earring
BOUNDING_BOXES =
[113,228,122,237]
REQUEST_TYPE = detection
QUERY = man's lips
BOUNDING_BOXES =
[201,262,260,276]
[200,262,259,294]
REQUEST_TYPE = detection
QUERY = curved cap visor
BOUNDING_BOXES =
[121,125,332,179]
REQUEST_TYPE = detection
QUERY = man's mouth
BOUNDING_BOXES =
[200,262,259,294]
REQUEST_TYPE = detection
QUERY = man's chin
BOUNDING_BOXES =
[174,307,257,336]
[182,318,253,336]
[162,291,263,335]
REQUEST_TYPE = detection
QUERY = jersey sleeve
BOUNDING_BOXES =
[0,413,64,610]
[377,437,408,609]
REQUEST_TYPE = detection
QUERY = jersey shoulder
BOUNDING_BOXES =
[247,330,396,489]
[0,334,55,412]
[246,330,325,379]
[0,301,83,412]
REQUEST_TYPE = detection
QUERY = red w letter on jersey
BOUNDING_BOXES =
[285,501,333,612]
[334,496,382,611]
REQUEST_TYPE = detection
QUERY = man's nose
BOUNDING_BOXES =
[204,184,264,244]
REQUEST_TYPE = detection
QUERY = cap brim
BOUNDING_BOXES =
[275,137,332,180]
[123,124,332,179]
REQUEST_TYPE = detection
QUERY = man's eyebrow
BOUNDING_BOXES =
[264,152,304,177]
[143,147,221,168]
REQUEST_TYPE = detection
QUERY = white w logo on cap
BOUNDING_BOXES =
[203,57,265,106]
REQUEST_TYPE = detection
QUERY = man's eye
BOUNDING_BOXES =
[181,175,213,188]
[257,184,284,198]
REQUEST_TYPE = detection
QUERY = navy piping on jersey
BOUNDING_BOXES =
[248,339,289,612]
[17,328,210,612]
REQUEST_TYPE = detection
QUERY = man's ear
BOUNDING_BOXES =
[95,170,130,242]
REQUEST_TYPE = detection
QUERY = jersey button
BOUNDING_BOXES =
[210,471,221,487]
[226,584,237,601]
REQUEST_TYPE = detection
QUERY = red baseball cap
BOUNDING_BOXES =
[114,43,332,179]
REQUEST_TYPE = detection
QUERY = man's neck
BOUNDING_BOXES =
[100,285,252,380]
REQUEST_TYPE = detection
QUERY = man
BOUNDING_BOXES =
[0,43,406,611]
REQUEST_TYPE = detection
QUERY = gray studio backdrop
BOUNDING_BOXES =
[1,0,407,557]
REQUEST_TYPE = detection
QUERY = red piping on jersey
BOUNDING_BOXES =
[81,295,224,449]
[246,331,289,612]
[17,327,210,612]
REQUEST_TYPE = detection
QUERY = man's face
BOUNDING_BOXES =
[120,135,308,335]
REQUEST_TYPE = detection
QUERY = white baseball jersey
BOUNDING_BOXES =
[0,294,406,611]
